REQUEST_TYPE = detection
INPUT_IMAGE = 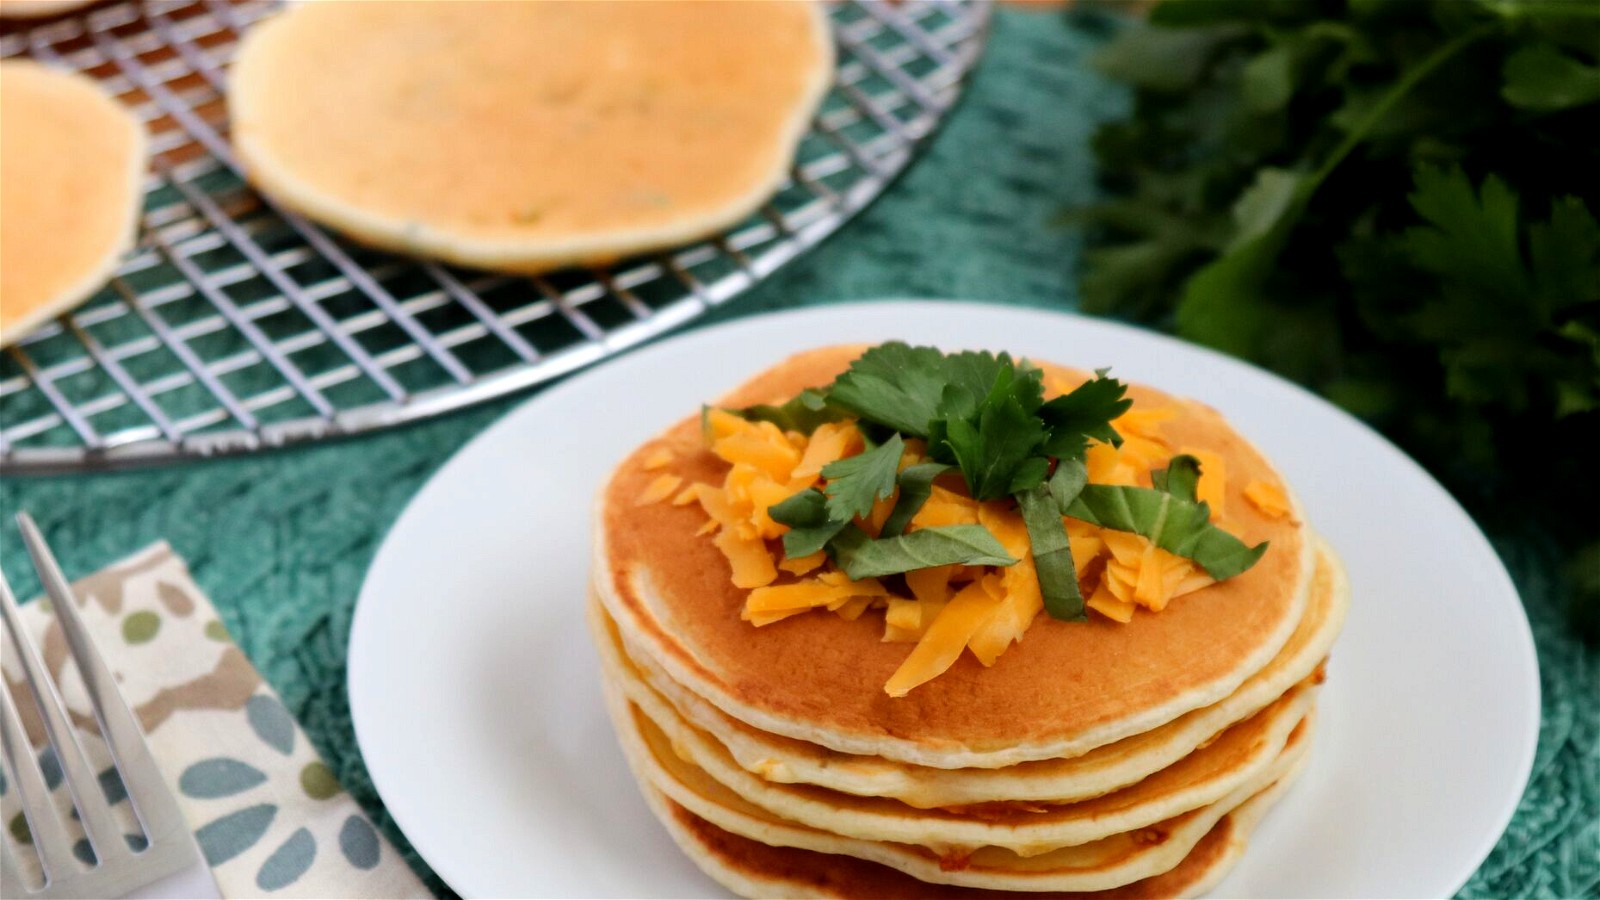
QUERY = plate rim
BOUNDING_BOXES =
[348,299,1540,898]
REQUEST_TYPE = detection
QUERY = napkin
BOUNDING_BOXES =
[0,543,428,898]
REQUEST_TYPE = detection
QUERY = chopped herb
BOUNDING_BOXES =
[937,383,1051,501]
[769,488,846,558]
[740,344,1268,623]
[879,463,952,539]
[1040,372,1133,460]
[820,434,904,522]
[827,342,953,438]
[830,524,1018,581]
[1018,484,1085,621]
[732,389,843,433]
[1061,456,1268,581]
[1151,454,1200,502]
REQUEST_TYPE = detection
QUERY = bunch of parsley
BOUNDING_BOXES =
[1075,0,1599,636]
[739,342,1266,621]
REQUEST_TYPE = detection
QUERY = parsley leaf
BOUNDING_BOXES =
[1049,456,1089,504]
[732,389,843,434]
[1018,484,1085,621]
[820,434,904,522]
[938,381,1051,501]
[879,463,951,539]
[829,524,1018,580]
[752,345,1266,624]
[1039,372,1134,460]
[1151,453,1201,501]
[827,342,950,437]
[769,489,847,558]
[1060,455,1268,581]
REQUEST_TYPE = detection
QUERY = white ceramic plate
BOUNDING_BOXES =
[348,301,1538,898]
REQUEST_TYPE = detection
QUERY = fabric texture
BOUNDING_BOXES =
[0,543,428,898]
[0,9,1593,898]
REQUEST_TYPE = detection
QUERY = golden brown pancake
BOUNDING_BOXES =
[596,592,1316,854]
[607,540,1345,808]
[613,669,1312,895]
[0,61,146,345]
[593,346,1314,768]
[641,753,1307,900]
[601,608,1312,851]
[228,1,833,273]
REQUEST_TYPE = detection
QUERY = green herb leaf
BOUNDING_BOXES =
[820,434,904,522]
[731,389,843,434]
[1039,373,1133,460]
[769,489,847,558]
[1018,485,1085,621]
[1062,484,1267,581]
[1007,457,1052,495]
[826,342,950,437]
[1151,454,1201,502]
[1502,43,1600,111]
[1049,456,1089,507]
[830,524,1018,581]
[941,394,1050,502]
[879,463,951,539]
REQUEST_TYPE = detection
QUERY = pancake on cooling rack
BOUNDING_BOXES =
[0,0,98,19]
[590,343,1349,898]
[1,60,146,346]
[227,1,833,274]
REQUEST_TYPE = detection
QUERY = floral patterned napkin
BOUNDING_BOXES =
[0,543,428,898]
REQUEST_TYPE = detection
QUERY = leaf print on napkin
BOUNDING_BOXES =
[246,695,295,756]
[339,815,380,870]
[180,758,269,799]
[257,827,316,891]
[196,803,276,867]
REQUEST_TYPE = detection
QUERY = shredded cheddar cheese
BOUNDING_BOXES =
[1244,480,1291,519]
[636,473,683,506]
[1180,447,1227,520]
[668,387,1247,696]
[643,447,676,470]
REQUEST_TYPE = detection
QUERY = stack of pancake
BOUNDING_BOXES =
[591,347,1348,898]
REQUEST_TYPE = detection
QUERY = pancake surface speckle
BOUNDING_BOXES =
[1,61,146,345]
[228,0,833,272]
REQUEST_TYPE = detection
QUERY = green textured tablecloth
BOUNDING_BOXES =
[2,10,1595,898]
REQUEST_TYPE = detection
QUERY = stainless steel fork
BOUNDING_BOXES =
[0,514,220,899]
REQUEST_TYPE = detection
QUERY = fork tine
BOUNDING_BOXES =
[0,679,77,884]
[17,515,190,849]
[0,564,129,864]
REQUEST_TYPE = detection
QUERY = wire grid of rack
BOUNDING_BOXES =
[0,0,990,473]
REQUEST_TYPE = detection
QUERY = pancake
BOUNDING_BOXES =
[640,751,1310,900]
[612,539,1345,808]
[605,653,1313,894]
[0,61,146,345]
[596,593,1316,854]
[228,1,833,273]
[594,346,1315,768]
[0,0,97,19]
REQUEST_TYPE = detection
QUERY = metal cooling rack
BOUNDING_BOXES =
[0,0,990,472]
